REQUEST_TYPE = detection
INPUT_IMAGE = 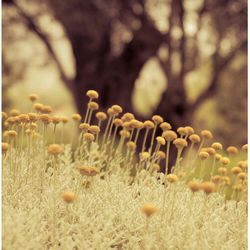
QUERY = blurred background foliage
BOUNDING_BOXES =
[3,0,247,147]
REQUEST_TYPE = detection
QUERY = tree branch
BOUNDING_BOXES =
[190,40,247,112]
[12,1,73,92]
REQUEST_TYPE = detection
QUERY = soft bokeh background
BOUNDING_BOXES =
[3,0,247,147]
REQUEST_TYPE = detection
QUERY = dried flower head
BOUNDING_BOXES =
[177,127,188,136]
[111,105,123,114]
[211,175,221,184]
[78,166,100,176]
[140,152,150,160]
[52,116,61,124]
[121,113,135,122]
[86,90,99,99]
[143,120,154,129]
[231,166,242,175]
[220,157,230,166]
[107,108,116,116]
[185,126,194,135]
[166,174,178,183]
[62,191,76,203]
[2,143,10,153]
[211,142,223,150]
[28,113,38,122]
[201,130,213,140]
[113,118,123,127]
[173,138,188,149]
[156,151,166,159]
[126,141,136,151]
[33,103,44,112]
[162,130,177,142]
[119,130,130,138]
[156,136,166,146]
[201,182,216,195]
[215,153,222,161]
[72,114,82,122]
[88,101,99,110]
[238,172,247,181]
[47,144,64,156]
[6,130,17,138]
[205,147,216,156]
[242,144,248,151]
[226,146,238,155]
[61,116,69,123]
[188,181,201,192]
[29,94,39,102]
[160,122,172,131]
[189,134,201,144]
[199,151,209,160]
[79,123,90,131]
[152,115,163,124]
[141,203,158,217]
[41,105,53,114]
[39,114,51,124]
[83,133,95,142]
[218,167,227,175]
[18,114,29,123]
[10,109,20,117]
[96,112,107,121]
[89,125,100,134]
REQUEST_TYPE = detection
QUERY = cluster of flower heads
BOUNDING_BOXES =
[2,90,248,249]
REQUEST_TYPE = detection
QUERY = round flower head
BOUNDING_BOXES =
[215,153,222,161]
[242,144,248,151]
[29,94,39,102]
[83,133,95,142]
[86,90,99,99]
[143,120,154,129]
[156,151,166,159]
[162,130,177,142]
[6,130,17,138]
[234,184,243,192]
[111,105,123,114]
[2,143,10,153]
[189,134,200,144]
[199,151,209,160]
[62,191,76,203]
[160,122,172,131]
[42,105,53,114]
[156,136,166,146]
[72,114,82,122]
[61,116,69,123]
[2,112,8,120]
[238,160,248,170]
[48,144,64,156]
[130,119,143,129]
[201,182,216,195]
[152,115,163,125]
[28,113,38,122]
[10,109,20,117]
[33,103,44,112]
[52,116,61,124]
[123,122,132,131]
[152,163,160,172]
[39,114,51,124]
[121,113,135,122]
[220,157,230,165]
[166,174,178,183]
[201,130,213,140]
[18,114,29,123]
[107,108,116,116]
[238,172,247,181]
[211,175,221,184]
[185,126,194,135]
[78,166,100,176]
[141,203,158,217]
[211,142,223,151]
[221,176,231,186]
[140,152,150,161]
[218,167,227,175]
[113,118,123,127]
[231,166,242,175]
[96,112,107,121]
[88,101,99,110]
[89,125,100,134]
[173,138,188,149]
[226,146,238,155]
[79,123,90,131]
[126,141,136,151]
[177,127,188,136]
[205,147,216,156]
[119,130,130,138]
[188,181,201,192]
